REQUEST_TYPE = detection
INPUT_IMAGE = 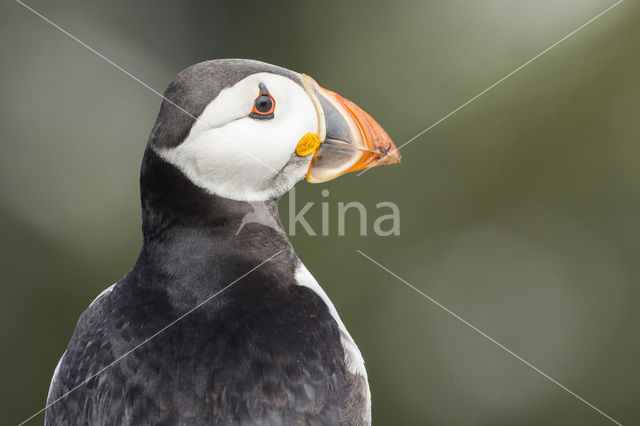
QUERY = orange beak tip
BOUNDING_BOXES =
[305,81,402,181]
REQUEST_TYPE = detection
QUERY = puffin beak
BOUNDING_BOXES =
[302,77,401,183]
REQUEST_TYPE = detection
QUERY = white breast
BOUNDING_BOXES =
[48,283,115,405]
[88,283,115,308]
[46,350,66,406]
[294,263,371,407]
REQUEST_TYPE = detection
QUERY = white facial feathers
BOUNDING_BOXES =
[155,72,319,201]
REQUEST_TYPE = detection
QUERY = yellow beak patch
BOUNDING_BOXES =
[296,133,321,157]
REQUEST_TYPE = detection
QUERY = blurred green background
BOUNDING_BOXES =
[1,0,638,424]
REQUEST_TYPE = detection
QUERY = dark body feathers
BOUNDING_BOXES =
[46,150,367,425]
[48,262,354,425]
[46,60,369,425]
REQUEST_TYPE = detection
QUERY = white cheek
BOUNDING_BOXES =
[176,124,286,199]
[156,73,318,201]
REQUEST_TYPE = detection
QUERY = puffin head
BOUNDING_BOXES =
[145,59,400,203]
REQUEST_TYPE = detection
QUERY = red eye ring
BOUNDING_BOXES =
[249,83,275,119]
[251,93,275,116]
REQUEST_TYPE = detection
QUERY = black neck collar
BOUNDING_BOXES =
[133,148,295,300]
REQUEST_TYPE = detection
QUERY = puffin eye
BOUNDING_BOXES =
[249,83,275,119]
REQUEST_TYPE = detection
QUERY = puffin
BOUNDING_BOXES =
[45,59,400,425]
